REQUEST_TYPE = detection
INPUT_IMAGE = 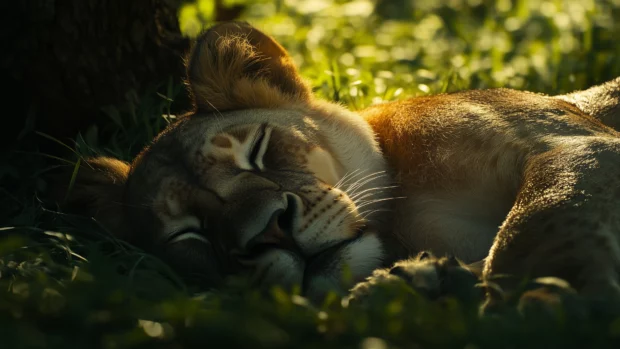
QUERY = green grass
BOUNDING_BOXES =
[2,0,620,347]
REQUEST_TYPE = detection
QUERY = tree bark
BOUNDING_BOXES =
[1,0,191,148]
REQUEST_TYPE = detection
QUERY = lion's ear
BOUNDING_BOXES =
[186,21,311,112]
[55,157,130,238]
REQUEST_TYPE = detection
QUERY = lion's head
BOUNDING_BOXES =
[61,22,396,297]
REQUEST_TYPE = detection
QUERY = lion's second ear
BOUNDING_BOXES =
[186,21,311,112]
[54,157,130,239]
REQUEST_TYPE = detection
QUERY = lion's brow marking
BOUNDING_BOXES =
[205,125,264,170]
[211,135,232,148]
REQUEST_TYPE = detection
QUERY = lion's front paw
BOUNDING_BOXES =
[346,251,482,304]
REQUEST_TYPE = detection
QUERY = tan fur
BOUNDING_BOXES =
[186,21,311,112]
[360,88,620,298]
[59,157,131,239]
[59,22,620,301]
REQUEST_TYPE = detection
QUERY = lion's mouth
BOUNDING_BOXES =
[304,237,353,272]
[307,226,365,262]
[305,224,366,265]
[232,225,375,296]
[300,226,368,292]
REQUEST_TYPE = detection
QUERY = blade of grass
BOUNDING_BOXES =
[63,158,81,203]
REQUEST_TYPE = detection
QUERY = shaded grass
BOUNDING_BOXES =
[2,0,620,347]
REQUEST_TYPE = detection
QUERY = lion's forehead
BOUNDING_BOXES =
[181,121,344,185]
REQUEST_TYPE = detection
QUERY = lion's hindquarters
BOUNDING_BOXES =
[556,77,620,131]
[484,140,620,301]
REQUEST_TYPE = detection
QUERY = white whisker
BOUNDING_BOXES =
[358,208,392,220]
[355,196,407,210]
[345,170,386,190]
[334,169,362,189]
[352,193,376,205]
[346,171,387,194]
[349,185,398,201]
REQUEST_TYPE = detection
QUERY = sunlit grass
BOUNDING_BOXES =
[182,0,620,105]
[2,0,620,347]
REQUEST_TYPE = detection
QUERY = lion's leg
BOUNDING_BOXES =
[483,140,620,302]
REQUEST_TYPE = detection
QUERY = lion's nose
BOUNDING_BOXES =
[245,193,300,255]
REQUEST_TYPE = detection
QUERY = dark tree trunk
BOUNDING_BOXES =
[1,0,191,148]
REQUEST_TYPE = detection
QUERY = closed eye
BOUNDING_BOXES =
[163,228,222,288]
[248,123,271,171]
[167,227,210,245]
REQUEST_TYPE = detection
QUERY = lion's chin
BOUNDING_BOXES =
[253,233,385,301]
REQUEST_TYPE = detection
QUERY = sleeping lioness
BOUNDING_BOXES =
[61,22,620,304]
